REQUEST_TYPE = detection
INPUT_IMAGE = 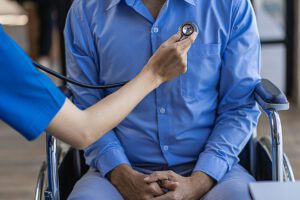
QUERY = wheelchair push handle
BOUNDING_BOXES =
[255,79,289,111]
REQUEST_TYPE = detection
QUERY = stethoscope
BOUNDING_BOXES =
[33,22,198,89]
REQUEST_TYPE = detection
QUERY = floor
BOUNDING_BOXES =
[0,123,45,200]
[0,107,300,199]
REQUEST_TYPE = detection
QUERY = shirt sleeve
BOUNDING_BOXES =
[64,2,131,177]
[193,0,261,181]
[0,26,66,141]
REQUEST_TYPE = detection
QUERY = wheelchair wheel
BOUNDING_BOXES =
[34,162,47,200]
[258,136,295,181]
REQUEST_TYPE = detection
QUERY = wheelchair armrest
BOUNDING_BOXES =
[254,79,289,111]
[59,86,73,99]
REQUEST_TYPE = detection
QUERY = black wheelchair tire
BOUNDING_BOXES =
[258,136,294,181]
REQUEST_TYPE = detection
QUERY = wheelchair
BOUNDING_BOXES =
[34,79,295,200]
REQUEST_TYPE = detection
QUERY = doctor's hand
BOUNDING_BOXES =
[144,170,215,200]
[142,29,198,86]
[108,164,164,200]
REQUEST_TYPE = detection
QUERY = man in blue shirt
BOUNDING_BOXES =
[66,0,261,199]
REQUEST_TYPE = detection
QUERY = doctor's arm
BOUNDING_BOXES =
[47,32,197,150]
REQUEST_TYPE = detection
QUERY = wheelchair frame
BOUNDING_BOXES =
[34,79,295,200]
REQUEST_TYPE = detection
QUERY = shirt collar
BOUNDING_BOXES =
[106,0,196,11]
[105,0,120,10]
[183,0,196,6]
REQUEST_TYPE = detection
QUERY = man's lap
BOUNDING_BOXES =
[68,164,254,200]
[67,170,123,200]
[202,164,255,200]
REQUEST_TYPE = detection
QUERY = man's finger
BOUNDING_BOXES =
[152,192,177,200]
[148,182,165,196]
[159,180,179,191]
[144,171,170,183]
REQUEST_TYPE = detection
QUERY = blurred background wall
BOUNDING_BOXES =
[296,0,300,104]
[0,0,300,199]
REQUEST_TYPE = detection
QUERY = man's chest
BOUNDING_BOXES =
[90,1,231,98]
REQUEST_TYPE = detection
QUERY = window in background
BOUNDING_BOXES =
[252,0,294,95]
[254,0,285,40]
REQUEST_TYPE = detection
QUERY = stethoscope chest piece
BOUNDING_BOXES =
[180,22,199,41]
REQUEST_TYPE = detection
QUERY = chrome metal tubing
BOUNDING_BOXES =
[34,162,47,200]
[266,110,283,181]
[45,134,60,200]
[283,153,295,181]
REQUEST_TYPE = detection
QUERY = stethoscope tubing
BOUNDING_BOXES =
[33,22,198,90]
[33,61,127,89]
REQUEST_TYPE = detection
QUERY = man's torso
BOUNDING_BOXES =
[72,0,236,167]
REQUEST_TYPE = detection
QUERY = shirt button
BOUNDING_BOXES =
[160,107,166,114]
[163,145,169,151]
[153,27,159,33]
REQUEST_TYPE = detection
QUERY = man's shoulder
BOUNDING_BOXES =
[70,0,106,16]
[198,0,243,11]
[196,0,249,19]
[210,0,243,6]
[217,0,251,11]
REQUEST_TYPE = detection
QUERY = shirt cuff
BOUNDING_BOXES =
[193,152,229,182]
[96,148,131,177]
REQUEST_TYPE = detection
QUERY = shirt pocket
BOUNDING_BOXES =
[181,43,221,99]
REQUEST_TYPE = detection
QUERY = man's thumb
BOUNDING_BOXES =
[159,180,179,191]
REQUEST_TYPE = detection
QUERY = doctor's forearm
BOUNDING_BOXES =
[47,67,161,149]
[82,67,161,146]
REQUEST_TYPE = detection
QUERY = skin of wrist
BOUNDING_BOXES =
[109,164,135,185]
[141,64,163,88]
[189,171,215,197]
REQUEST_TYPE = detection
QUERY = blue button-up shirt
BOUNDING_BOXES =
[65,0,261,181]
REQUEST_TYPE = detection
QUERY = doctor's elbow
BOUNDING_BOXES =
[74,128,105,150]
[74,131,94,150]
[71,113,107,149]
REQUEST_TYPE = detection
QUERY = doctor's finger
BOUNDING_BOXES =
[164,30,182,45]
[177,31,198,50]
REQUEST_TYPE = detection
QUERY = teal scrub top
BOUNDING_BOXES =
[0,26,66,140]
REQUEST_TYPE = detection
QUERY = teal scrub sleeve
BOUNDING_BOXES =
[0,26,66,140]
